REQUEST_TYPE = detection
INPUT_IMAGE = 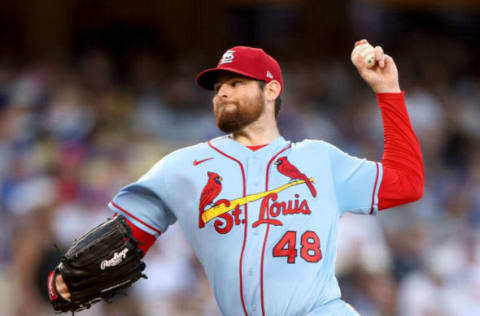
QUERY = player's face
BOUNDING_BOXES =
[213,74,265,133]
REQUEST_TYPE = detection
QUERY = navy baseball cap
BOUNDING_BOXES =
[195,46,283,93]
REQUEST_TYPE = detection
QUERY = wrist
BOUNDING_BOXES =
[376,91,405,107]
[376,90,405,97]
[372,84,401,94]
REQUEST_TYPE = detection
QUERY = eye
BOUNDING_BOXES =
[231,80,241,87]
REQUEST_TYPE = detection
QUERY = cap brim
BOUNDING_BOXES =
[195,67,264,91]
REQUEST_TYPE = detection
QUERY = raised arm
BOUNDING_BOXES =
[353,39,424,210]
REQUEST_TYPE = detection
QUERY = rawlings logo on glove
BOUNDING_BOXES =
[101,248,129,270]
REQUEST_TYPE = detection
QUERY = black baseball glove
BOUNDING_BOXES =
[48,215,147,313]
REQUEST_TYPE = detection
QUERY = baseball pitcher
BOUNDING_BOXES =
[48,40,424,315]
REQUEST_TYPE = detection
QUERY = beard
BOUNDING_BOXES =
[214,93,265,134]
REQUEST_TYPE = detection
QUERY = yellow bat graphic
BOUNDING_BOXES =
[202,178,314,224]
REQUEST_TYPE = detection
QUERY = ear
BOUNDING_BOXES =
[263,80,281,103]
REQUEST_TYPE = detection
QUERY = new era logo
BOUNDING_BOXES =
[266,70,273,79]
[220,50,235,64]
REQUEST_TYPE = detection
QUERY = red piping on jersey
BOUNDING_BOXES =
[110,201,163,235]
[207,141,248,316]
[260,144,291,316]
[369,162,380,215]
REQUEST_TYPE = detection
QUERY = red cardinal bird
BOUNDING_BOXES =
[199,171,223,228]
[275,157,317,197]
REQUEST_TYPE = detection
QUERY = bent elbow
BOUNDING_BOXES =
[378,166,424,210]
[411,183,424,202]
[408,175,424,203]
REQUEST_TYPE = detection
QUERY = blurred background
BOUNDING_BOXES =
[0,0,479,315]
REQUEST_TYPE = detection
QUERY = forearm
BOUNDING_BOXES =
[377,92,424,210]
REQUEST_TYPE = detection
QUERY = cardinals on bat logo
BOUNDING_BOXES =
[198,160,317,233]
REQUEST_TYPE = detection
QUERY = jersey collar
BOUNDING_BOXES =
[208,135,290,160]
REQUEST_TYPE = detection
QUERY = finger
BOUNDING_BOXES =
[355,54,368,75]
[56,274,71,300]
[354,39,369,48]
[354,39,368,47]
[383,54,394,66]
[374,46,385,68]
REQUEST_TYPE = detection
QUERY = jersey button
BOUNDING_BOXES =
[252,304,257,312]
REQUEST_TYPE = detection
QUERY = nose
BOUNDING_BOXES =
[216,83,231,98]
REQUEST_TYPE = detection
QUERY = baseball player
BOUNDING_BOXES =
[48,40,424,315]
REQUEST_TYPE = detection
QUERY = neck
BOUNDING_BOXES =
[231,113,280,146]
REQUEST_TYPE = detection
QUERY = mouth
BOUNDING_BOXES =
[219,102,236,109]
[216,99,237,107]
[216,103,237,119]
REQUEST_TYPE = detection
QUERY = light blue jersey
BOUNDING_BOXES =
[109,135,382,316]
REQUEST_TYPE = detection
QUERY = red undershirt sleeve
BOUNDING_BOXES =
[125,218,157,254]
[377,92,425,210]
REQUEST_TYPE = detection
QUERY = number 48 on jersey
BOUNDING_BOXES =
[272,230,322,264]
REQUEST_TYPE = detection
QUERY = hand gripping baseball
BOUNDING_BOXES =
[352,39,401,93]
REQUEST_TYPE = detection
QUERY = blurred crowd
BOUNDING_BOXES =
[0,33,479,316]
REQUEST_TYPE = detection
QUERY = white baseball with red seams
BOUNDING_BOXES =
[108,135,381,316]
[351,43,376,68]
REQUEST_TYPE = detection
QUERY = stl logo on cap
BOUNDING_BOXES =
[220,50,235,64]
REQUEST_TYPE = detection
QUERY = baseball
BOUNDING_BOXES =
[351,43,376,68]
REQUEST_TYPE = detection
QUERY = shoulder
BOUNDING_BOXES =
[290,139,337,153]
[289,139,351,165]
[143,141,211,177]
[166,135,233,161]
[164,142,212,163]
